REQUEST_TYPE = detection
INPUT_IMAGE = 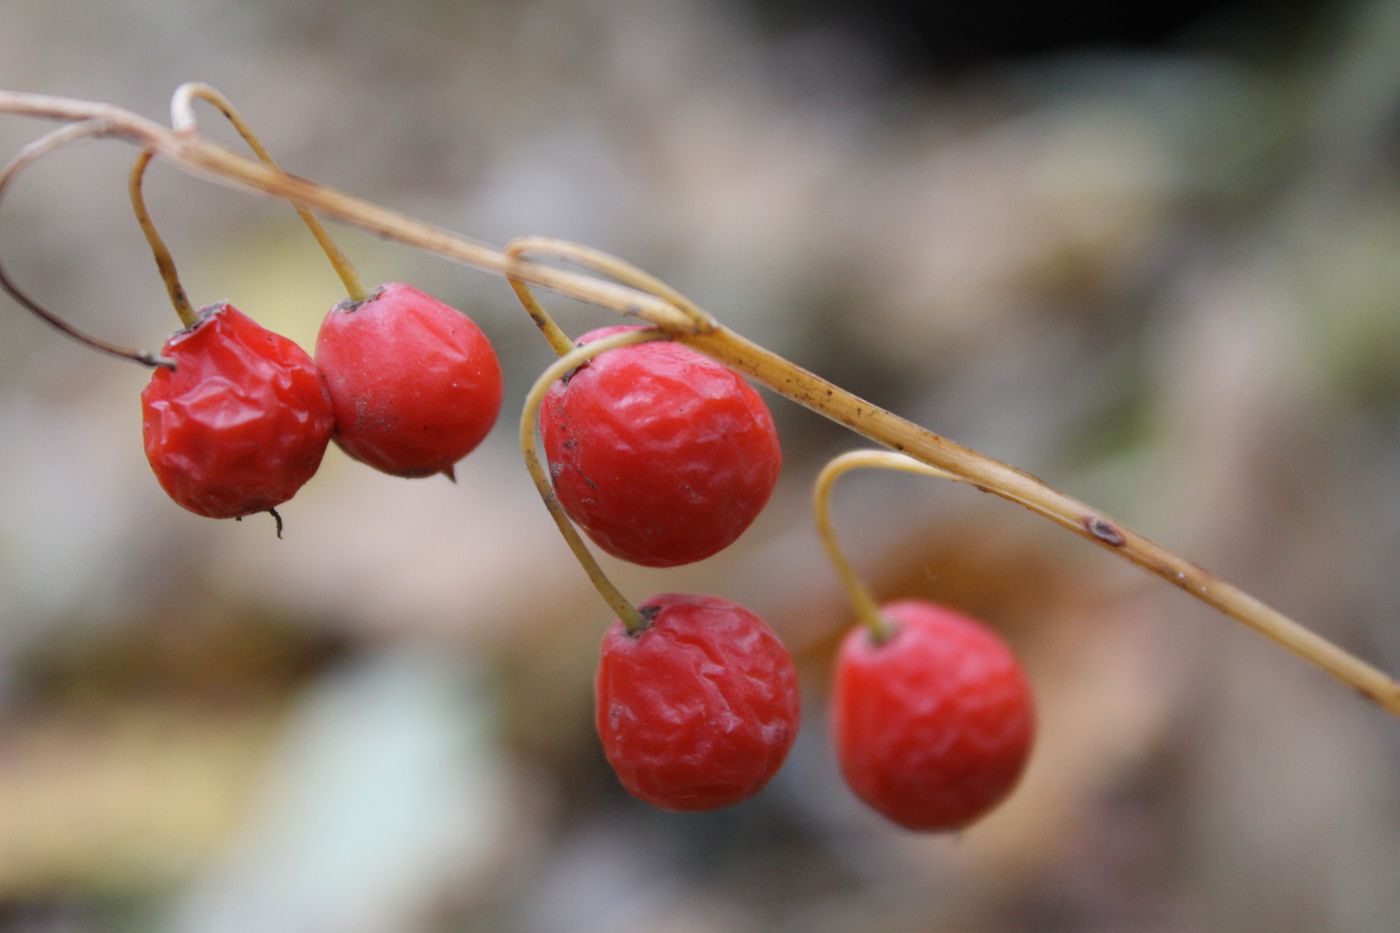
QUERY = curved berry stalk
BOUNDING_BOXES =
[2,88,1398,718]
[522,331,799,809]
[174,84,504,480]
[0,121,172,368]
[170,82,369,304]
[815,450,1035,829]
[520,327,669,631]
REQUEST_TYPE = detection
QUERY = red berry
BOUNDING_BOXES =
[541,326,781,567]
[832,600,1035,831]
[314,282,503,478]
[596,593,800,812]
[141,303,334,519]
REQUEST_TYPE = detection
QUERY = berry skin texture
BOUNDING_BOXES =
[315,282,503,478]
[541,326,781,567]
[596,593,800,812]
[141,303,334,518]
[832,601,1035,831]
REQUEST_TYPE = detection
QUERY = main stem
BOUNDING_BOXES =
[3,89,1397,715]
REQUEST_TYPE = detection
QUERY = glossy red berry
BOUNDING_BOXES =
[314,282,503,478]
[832,600,1035,831]
[596,593,800,812]
[541,326,781,567]
[141,303,334,519]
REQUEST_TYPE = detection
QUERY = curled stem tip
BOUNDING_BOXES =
[520,327,668,634]
[171,82,368,302]
[505,235,715,358]
[0,121,171,368]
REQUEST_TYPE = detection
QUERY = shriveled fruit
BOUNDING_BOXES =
[141,303,333,518]
[315,282,502,478]
[832,600,1035,831]
[596,592,800,811]
[541,326,781,567]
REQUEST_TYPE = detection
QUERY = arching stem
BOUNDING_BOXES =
[129,150,198,328]
[2,89,1398,715]
[0,121,172,368]
[519,327,668,634]
[170,82,369,302]
[814,449,1400,715]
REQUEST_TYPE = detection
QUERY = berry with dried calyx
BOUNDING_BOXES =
[315,282,503,478]
[831,600,1034,831]
[541,326,781,567]
[596,592,800,811]
[141,303,334,520]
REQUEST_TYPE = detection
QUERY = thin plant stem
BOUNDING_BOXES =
[519,326,668,635]
[0,120,172,368]
[170,82,369,302]
[2,88,1398,714]
[129,150,198,328]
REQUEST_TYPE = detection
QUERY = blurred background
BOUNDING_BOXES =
[2,0,1400,930]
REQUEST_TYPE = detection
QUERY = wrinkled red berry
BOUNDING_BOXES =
[315,282,502,477]
[541,326,781,567]
[832,600,1035,831]
[141,303,334,518]
[596,593,800,811]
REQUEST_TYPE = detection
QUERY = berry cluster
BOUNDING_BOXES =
[0,88,1038,833]
[520,322,1034,828]
[140,283,503,528]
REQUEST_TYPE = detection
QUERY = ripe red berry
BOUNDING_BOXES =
[596,593,800,811]
[141,303,334,519]
[832,600,1035,831]
[541,326,781,567]
[314,282,503,478]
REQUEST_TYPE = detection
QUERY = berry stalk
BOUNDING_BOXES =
[128,150,198,328]
[519,326,669,634]
[812,450,965,642]
[170,83,369,303]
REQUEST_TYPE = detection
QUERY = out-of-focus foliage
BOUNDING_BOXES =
[2,1,1400,930]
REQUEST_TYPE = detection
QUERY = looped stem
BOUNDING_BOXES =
[815,449,1400,715]
[0,121,172,368]
[505,235,715,357]
[520,326,669,634]
[170,82,368,302]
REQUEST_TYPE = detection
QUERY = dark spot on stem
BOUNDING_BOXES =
[1086,516,1125,546]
